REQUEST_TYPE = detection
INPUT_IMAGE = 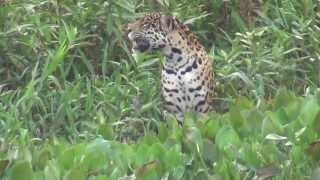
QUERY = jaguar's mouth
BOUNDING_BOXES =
[132,39,150,53]
[128,34,150,53]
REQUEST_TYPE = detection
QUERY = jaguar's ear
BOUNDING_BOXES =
[160,14,176,31]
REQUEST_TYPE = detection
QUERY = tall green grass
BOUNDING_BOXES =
[0,0,320,179]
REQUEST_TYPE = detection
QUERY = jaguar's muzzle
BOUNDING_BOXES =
[133,37,150,53]
[128,31,150,53]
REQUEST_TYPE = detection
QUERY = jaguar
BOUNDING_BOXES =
[127,12,214,124]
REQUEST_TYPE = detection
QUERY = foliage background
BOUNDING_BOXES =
[0,0,320,179]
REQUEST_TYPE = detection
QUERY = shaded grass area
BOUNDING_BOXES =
[0,0,320,179]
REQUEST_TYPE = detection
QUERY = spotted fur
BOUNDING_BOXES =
[127,12,214,123]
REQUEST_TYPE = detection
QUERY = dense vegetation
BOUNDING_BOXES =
[0,0,320,179]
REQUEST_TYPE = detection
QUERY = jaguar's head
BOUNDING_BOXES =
[127,12,177,53]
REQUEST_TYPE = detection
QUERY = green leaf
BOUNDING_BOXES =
[81,151,106,170]
[283,100,301,121]
[238,143,260,167]
[312,112,320,131]
[164,147,184,179]
[299,97,320,126]
[262,111,284,135]
[98,124,113,140]
[135,160,160,180]
[205,119,220,139]
[140,101,158,113]
[149,143,165,164]
[9,161,34,180]
[236,96,253,109]
[81,139,110,170]
[63,168,86,180]
[37,149,50,169]
[86,138,111,154]
[216,126,241,151]
[202,139,217,162]
[158,123,168,142]
[274,89,297,109]
[244,109,264,133]
[165,148,182,170]
[171,165,185,180]
[229,106,245,129]
[62,21,77,44]
[44,161,60,180]
[134,144,149,167]
[42,40,68,80]
[58,144,86,170]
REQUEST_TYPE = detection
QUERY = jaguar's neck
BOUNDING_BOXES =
[162,45,186,68]
[161,24,206,69]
